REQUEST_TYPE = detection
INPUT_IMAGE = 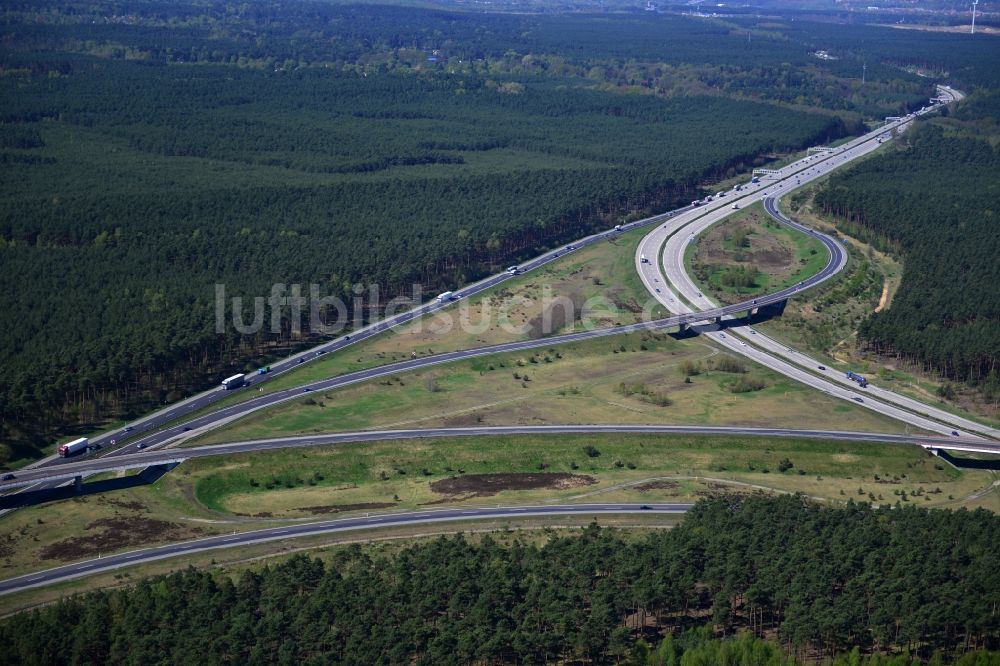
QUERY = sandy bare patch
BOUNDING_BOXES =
[39,517,203,561]
[430,472,596,498]
[635,480,680,492]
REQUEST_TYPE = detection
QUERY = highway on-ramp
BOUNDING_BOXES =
[0,503,690,596]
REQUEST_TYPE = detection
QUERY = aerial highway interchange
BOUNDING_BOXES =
[2,84,994,595]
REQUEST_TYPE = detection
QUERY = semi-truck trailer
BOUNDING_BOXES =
[221,373,245,390]
[846,371,868,388]
[436,291,454,302]
[58,437,89,457]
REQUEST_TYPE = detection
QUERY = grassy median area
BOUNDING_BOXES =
[186,329,907,447]
[686,201,828,304]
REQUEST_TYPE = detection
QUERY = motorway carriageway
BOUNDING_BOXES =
[3,425,997,491]
[0,503,691,596]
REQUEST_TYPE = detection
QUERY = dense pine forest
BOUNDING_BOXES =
[2,496,998,664]
[815,94,1000,398]
[3,0,998,461]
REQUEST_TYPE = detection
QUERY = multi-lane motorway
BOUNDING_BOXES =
[0,503,691,596]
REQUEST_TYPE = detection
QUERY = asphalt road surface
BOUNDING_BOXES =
[4,424,995,491]
[637,87,997,440]
[0,503,691,596]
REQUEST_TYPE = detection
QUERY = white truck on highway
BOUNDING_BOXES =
[221,373,245,390]
[436,291,454,302]
[58,437,89,457]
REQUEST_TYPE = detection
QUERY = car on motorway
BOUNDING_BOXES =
[138,442,147,449]
[818,365,826,370]
[740,341,747,346]
[124,426,133,432]
[2,473,15,481]
[951,431,960,437]
[317,350,326,356]
[853,397,864,403]
[298,358,304,364]
[640,505,652,510]
[719,333,726,338]
[304,387,312,392]
[655,288,660,292]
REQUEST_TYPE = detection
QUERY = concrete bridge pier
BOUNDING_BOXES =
[759,299,788,317]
